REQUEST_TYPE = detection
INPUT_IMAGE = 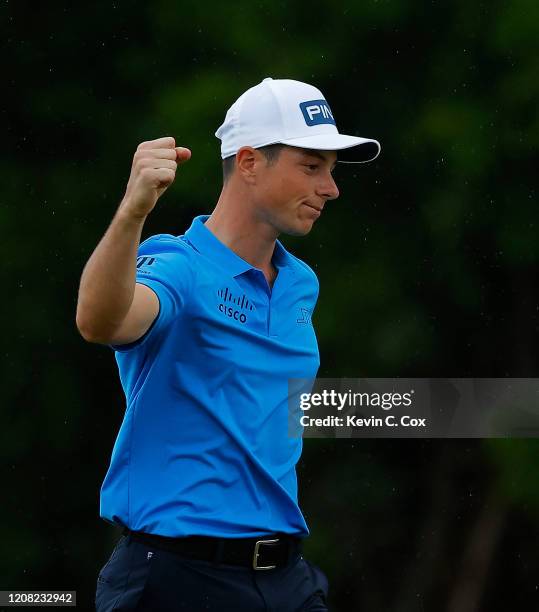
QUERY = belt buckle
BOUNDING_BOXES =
[252,538,279,570]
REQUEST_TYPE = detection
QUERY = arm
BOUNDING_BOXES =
[75,136,191,345]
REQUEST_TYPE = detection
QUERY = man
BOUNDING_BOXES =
[76,77,380,611]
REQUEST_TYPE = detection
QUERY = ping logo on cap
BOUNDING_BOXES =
[300,99,336,127]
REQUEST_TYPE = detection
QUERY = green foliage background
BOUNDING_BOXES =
[2,0,538,609]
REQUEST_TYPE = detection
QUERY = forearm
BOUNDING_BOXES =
[76,202,146,340]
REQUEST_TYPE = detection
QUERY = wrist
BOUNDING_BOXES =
[116,200,148,224]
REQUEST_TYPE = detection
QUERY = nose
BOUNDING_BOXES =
[316,173,340,201]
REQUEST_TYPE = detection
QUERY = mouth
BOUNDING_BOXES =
[303,201,323,213]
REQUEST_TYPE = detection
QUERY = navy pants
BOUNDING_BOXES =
[95,533,329,611]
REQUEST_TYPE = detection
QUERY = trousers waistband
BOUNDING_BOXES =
[122,527,303,570]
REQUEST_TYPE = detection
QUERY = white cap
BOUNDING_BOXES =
[215,77,381,164]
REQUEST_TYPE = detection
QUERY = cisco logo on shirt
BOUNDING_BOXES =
[217,287,254,324]
[299,99,336,127]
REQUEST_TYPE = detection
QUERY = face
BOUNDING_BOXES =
[247,146,340,236]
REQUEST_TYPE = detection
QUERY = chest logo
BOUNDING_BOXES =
[297,307,312,325]
[217,287,254,324]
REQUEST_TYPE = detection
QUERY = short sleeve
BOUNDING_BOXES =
[109,234,191,353]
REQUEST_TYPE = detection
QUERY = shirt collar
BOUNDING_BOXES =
[184,215,294,277]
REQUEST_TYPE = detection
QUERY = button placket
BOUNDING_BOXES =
[236,270,271,336]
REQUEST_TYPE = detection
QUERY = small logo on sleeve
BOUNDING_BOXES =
[217,287,254,324]
[299,99,336,127]
[136,256,156,268]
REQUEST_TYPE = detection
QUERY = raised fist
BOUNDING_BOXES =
[120,136,191,219]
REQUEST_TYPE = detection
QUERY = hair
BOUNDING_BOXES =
[222,143,286,184]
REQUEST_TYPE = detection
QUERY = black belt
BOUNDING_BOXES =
[122,527,303,570]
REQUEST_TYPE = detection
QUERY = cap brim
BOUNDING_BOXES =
[278,133,381,164]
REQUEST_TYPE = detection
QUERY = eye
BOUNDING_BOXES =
[304,164,319,171]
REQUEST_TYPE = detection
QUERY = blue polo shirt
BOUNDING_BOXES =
[100,214,320,538]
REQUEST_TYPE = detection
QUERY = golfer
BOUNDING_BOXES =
[76,77,380,611]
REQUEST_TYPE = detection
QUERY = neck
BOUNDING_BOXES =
[204,185,278,273]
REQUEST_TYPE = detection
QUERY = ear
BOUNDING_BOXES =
[236,146,264,184]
